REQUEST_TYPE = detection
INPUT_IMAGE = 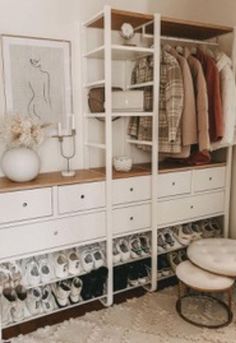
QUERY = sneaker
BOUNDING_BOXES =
[167,252,180,272]
[7,261,22,287]
[70,277,83,304]
[37,255,54,284]
[157,232,168,253]
[117,239,130,262]
[92,246,105,269]
[80,248,94,273]
[0,266,11,293]
[127,265,139,287]
[52,281,70,307]
[112,241,121,264]
[65,249,81,275]
[129,236,143,259]
[51,252,68,279]
[41,285,55,313]
[26,287,43,316]
[209,219,222,237]
[191,222,203,240]
[1,292,13,325]
[21,258,41,287]
[139,234,151,255]
[173,225,192,246]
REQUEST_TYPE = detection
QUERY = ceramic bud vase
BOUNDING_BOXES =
[1,147,40,182]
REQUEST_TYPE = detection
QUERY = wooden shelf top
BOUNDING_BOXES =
[88,8,233,40]
[0,161,226,193]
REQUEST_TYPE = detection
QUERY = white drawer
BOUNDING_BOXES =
[0,188,52,224]
[193,167,226,193]
[0,212,106,260]
[157,192,225,226]
[112,176,151,205]
[112,204,151,235]
[58,182,105,214]
[157,171,191,198]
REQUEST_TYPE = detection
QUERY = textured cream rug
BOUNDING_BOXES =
[12,288,236,343]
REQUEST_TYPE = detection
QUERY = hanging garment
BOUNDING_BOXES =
[165,46,197,147]
[128,56,153,151]
[195,48,224,142]
[184,48,210,152]
[159,50,184,154]
[212,52,236,149]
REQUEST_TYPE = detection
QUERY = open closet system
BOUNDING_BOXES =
[0,5,236,340]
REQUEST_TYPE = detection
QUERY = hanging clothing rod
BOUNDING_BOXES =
[161,35,219,46]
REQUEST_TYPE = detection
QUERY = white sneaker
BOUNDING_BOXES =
[37,255,54,284]
[21,258,41,287]
[70,277,83,304]
[129,236,144,259]
[51,252,68,279]
[92,247,105,269]
[52,281,70,307]
[26,287,43,316]
[80,249,94,273]
[117,239,130,262]
[66,249,81,275]
[1,293,13,326]
[0,266,11,293]
[41,285,55,313]
[173,225,192,246]
[112,241,121,264]
[139,234,151,255]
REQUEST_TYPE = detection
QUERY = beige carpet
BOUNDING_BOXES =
[12,287,236,343]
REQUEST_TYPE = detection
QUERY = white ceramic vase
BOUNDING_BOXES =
[1,147,41,182]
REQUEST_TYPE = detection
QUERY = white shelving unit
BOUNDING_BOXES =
[1,6,236,341]
[82,5,159,297]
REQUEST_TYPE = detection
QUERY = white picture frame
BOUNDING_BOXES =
[1,34,73,131]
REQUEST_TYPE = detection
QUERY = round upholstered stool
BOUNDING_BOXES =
[176,261,234,328]
[187,238,236,277]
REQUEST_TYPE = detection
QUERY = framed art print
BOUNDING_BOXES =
[1,34,73,128]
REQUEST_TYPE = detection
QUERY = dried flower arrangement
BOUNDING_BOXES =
[0,114,49,149]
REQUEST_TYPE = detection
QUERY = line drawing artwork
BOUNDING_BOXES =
[2,35,72,130]
[27,58,52,120]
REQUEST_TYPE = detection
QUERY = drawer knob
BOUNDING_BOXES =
[172,182,176,186]
[80,194,85,199]
[130,216,134,221]
[190,205,194,209]
[130,187,134,192]
[22,202,28,208]
[209,177,213,181]
[54,231,58,236]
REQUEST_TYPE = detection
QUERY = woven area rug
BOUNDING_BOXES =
[12,287,236,343]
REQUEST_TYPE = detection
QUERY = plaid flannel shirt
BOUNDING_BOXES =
[128,52,184,153]
[128,56,153,151]
[159,51,184,153]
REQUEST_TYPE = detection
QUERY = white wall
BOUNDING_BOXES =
[1,0,236,176]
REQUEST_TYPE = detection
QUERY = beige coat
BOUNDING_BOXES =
[185,48,210,151]
[167,47,197,147]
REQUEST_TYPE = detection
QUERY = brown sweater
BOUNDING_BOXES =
[196,48,224,142]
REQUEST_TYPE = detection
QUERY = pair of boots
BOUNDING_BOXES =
[81,266,108,300]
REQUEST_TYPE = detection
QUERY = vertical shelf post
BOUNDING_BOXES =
[225,26,236,237]
[104,5,113,306]
[150,13,161,291]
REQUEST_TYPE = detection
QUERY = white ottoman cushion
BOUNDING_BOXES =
[187,239,236,277]
[176,261,234,291]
